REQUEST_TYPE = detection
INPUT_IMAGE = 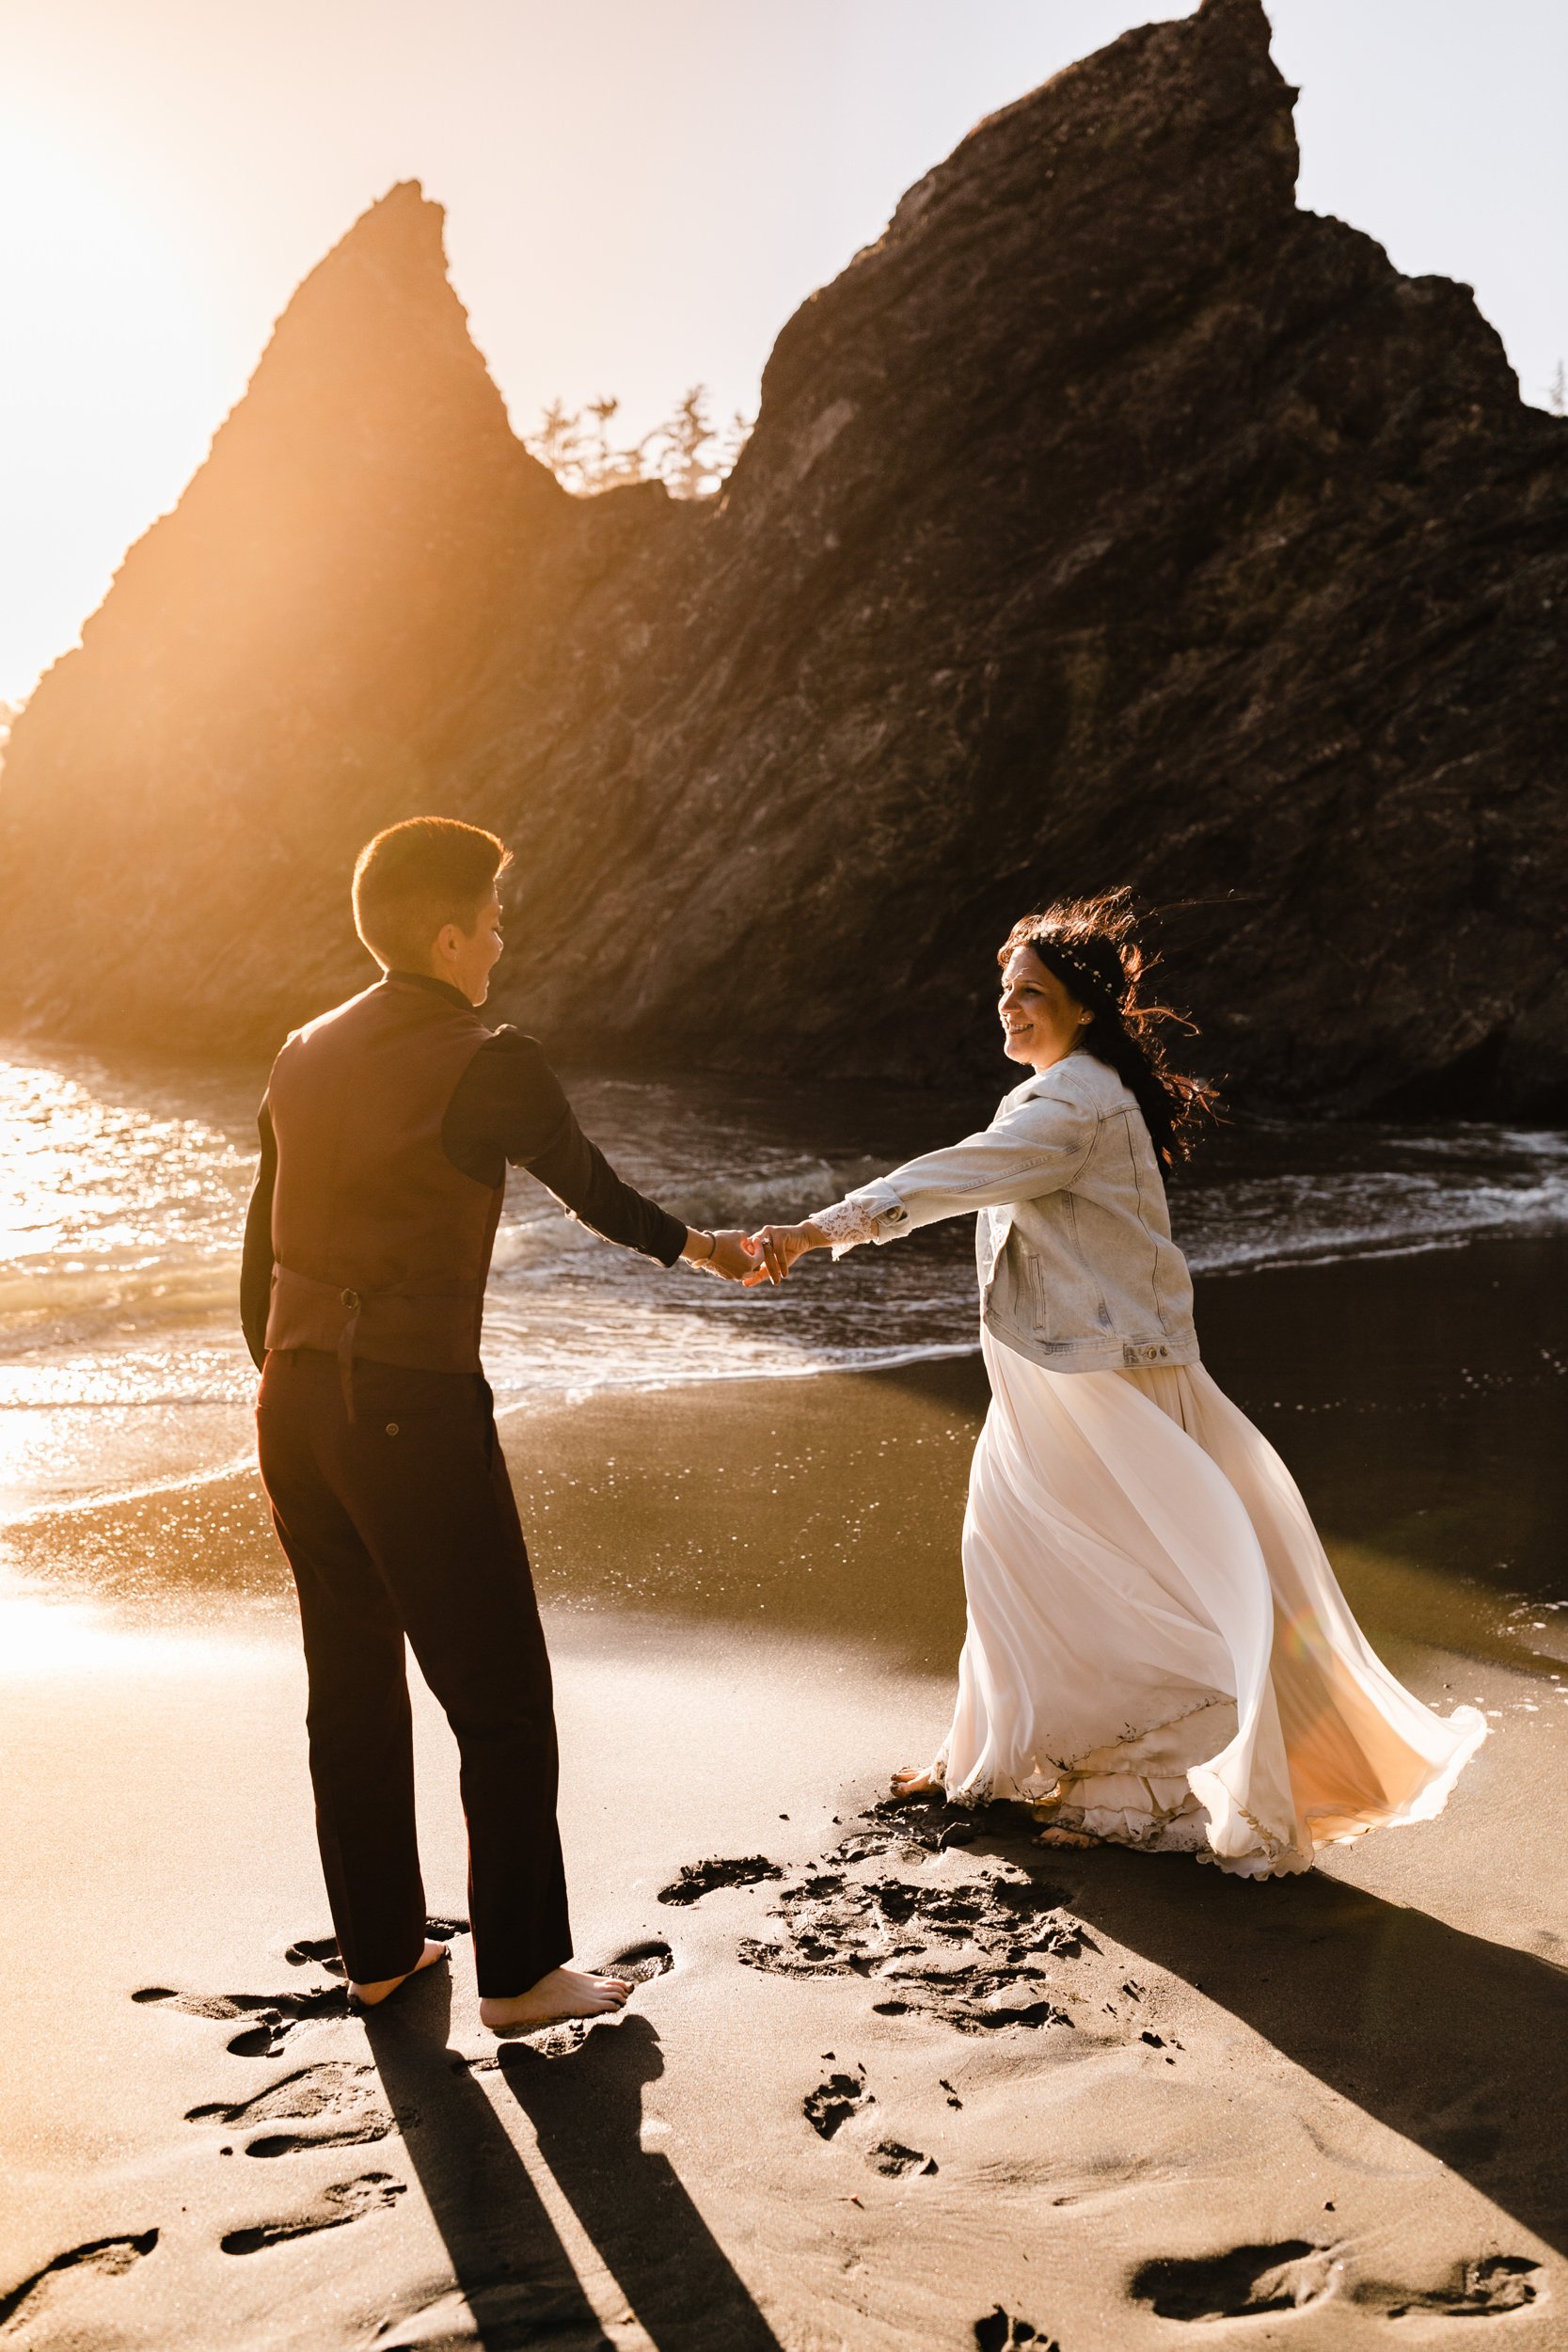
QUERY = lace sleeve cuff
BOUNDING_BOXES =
[810,1199,881,1257]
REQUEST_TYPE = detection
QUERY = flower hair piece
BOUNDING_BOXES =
[1035,941,1121,1007]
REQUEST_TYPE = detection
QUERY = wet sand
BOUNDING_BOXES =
[2,1239,1566,2347]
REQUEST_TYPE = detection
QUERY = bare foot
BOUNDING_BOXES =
[1035,1824,1100,1849]
[479,1965,634,2035]
[891,1765,942,1795]
[349,1938,449,2008]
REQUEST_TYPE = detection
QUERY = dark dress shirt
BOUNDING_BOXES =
[241,971,689,1369]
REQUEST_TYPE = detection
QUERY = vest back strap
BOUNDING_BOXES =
[268,1263,486,1420]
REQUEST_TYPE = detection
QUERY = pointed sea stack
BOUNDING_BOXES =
[0,183,607,1045]
[2,0,1565,1110]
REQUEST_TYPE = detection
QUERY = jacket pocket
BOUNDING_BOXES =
[1014,1240,1066,1343]
[1013,1216,1107,1344]
[1063,1194,1114,1331]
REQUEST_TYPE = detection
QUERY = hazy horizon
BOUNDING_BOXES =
[2,0,1564,707]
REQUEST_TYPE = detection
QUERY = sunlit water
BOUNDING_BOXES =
[1,1039,1565,1517]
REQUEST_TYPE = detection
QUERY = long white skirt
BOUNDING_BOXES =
[935,1329,1487,1877]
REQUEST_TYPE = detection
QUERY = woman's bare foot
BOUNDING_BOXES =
[891,1765,942,1795]
[479,1965,633,2035]
[1034,1824,1100,1849]
[349,1938,449,2008]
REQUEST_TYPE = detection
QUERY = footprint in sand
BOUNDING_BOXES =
[1132,2241,1342,2320]
[219,2171,406,2255]
[974,2309,1057,2351]
[801,2062,937,2174]
[135,1914,470,2057]
[1135,2241,1542,2326]
[605,1937,675,1986]
[854,1794,983,1857]
[740,1853,1085,2034]
[802,2064,874,2139]
[283,1916,470,1972]
[186,2060,395,2155]
[1361,2254,1541,2319]
[866,2139,938,2178]
[282,1935,343,1970]
[657,1855,784,1905]
[0,2231,158,2338]
[133,1980,351,2058]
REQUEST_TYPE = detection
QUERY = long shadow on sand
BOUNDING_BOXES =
[364,1972,602,2349]
[1055,1841,1568,2258]
[365,1976,780,2351]
[499,2016,783,2352]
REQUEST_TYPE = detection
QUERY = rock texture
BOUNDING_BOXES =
[2,0,1565,1112]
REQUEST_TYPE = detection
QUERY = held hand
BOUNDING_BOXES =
[744,1221,827,1286]
[705,1229,767,1282]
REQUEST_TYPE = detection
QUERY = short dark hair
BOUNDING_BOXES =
[353,818,510,971]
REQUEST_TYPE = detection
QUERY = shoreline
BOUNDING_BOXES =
[2,1235,1565,2345]
[6,1234,1562,1666]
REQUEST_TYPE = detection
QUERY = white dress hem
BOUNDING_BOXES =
[927,1327,1486,1881]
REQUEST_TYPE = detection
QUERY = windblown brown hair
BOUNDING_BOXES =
[998,891,1219,1172]
[353,817,510,973]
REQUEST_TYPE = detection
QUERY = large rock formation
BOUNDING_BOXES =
[2,0,1564,1113]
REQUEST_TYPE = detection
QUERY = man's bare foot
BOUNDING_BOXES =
[479,1965,633,2035]
[349,1938,449,2008]
[891,1765,942,1795]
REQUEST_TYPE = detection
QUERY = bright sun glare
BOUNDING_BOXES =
[0,108,227,704]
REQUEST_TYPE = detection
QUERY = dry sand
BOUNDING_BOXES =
[2,1242,1566,2349]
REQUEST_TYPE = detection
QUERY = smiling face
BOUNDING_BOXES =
[998,943,1093,1073]
[435,890,505,1007]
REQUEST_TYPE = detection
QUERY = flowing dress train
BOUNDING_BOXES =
[936,1329,1487,1877]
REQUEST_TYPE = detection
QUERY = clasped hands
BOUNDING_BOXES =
[683,1222,829,1285]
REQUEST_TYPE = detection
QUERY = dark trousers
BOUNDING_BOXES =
[257,1348,571,1996]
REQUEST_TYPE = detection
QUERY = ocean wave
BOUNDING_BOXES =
[0,1254,241,1347]
[1177,1142,1568,1278]
[2,1043,1565,1422]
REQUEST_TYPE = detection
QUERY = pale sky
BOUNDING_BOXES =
[1,1,1563,707]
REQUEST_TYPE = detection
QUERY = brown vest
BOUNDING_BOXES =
[264,976,503,1399]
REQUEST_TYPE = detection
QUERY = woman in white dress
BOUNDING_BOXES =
[751,896,1486,1878]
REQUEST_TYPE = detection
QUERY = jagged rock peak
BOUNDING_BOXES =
[227,175,518,446]
[751,0,1302,481]
[0,156,568,1049]
[295,177,448,277]
[880,0,1295,253]
[331,176,442,247]
[1,0,1564,1114]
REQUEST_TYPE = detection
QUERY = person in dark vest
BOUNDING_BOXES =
[242,817,760,2029]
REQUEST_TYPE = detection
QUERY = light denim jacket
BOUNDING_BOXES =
[842,1051,1198,1375]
